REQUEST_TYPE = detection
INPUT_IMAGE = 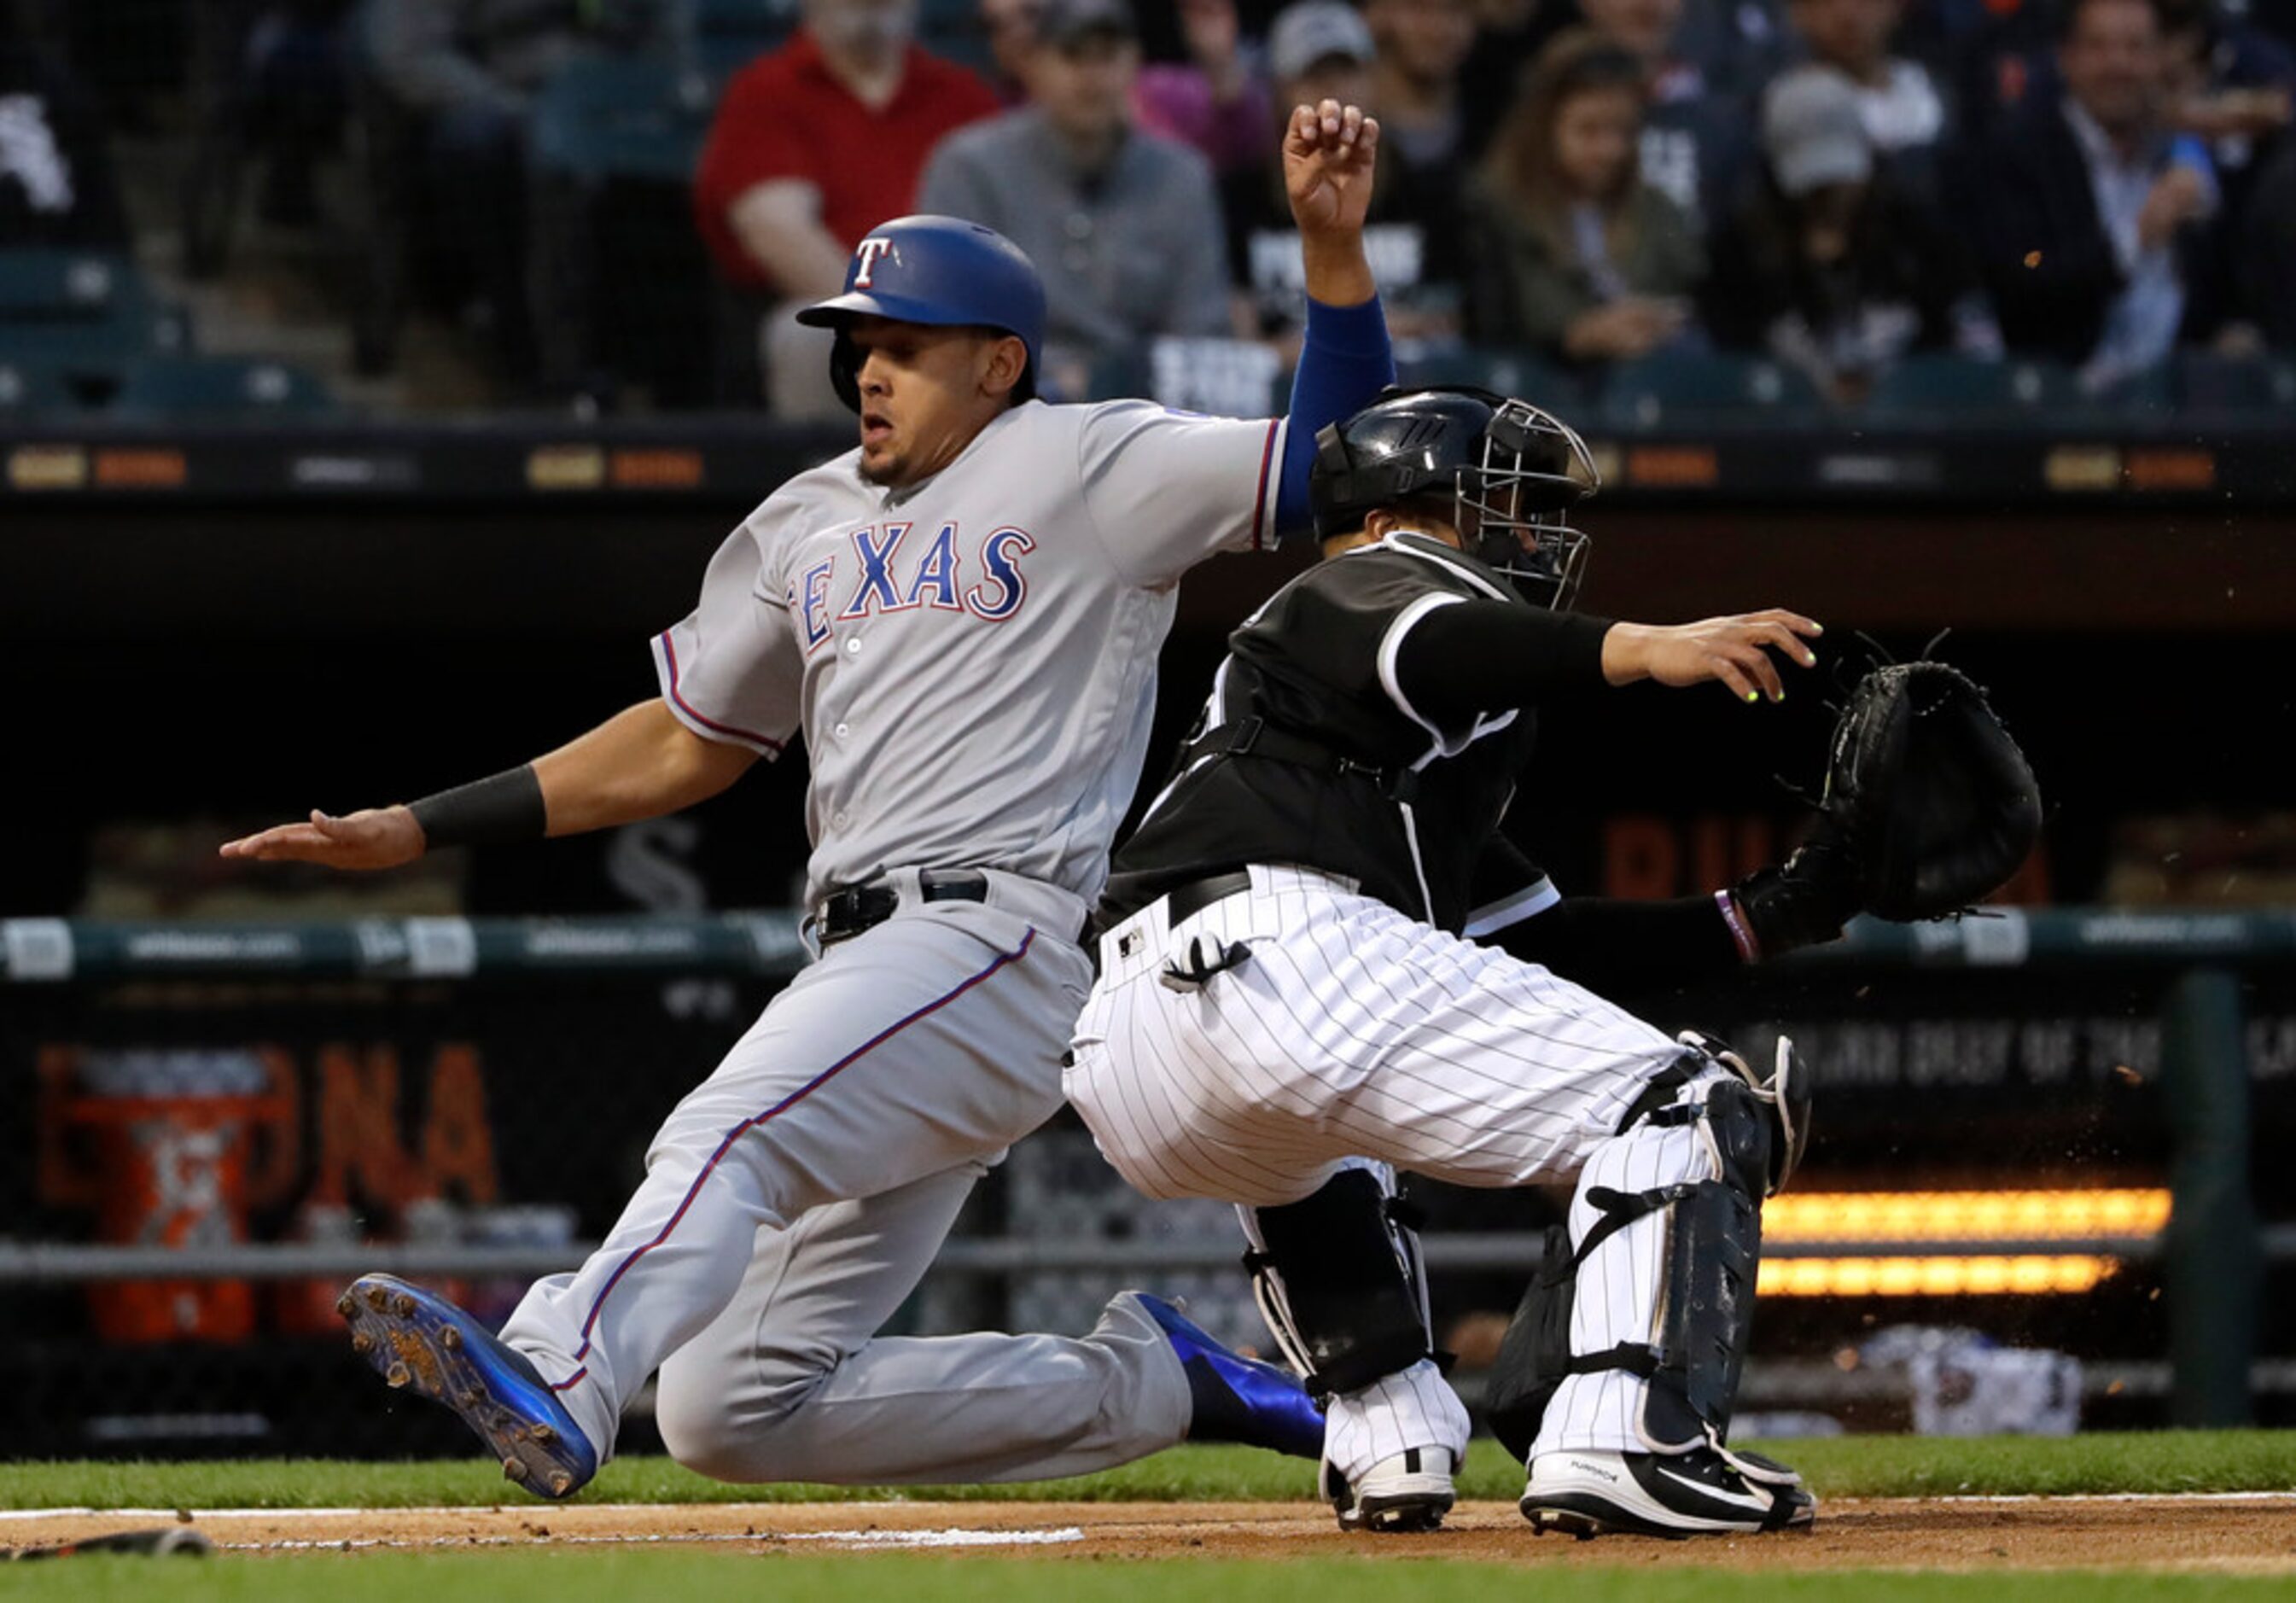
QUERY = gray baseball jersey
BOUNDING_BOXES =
[497,396,1294,1481]
[652,399,1285,908]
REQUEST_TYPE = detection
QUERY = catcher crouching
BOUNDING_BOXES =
[1064,385,2040,1537]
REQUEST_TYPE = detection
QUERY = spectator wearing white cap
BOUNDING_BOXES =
[1705,64,1998,402]
[1221,0,1466,355]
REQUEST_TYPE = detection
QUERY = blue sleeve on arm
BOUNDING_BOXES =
[1273,294,1395,536]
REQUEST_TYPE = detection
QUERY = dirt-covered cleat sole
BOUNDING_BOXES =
[338,1274,597,1501]
[1130,1291,1325,1460]
[1521,1446,1815,1539]
[1325,1447,1457,1533]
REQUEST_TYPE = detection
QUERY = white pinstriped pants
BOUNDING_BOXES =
[1066,864,1721,1466]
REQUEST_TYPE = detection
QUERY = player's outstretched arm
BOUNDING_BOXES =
[1601,610,1824,702]
[217,806,426,870]
[527,699,760,834]
[1284,98,1379,307]
[218,702,759,871]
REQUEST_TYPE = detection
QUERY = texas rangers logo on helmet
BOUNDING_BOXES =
[853,237,896,288]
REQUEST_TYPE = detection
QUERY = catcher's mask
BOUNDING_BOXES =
[1309,385,1599,608]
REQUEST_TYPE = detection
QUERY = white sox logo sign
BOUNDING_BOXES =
[853,237,895,288]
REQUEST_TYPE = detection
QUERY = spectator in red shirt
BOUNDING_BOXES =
[693,0,999,415]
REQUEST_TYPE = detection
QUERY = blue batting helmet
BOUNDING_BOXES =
[795,215,1046,411]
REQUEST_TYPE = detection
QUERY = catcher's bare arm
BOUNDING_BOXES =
[216,701,759,869]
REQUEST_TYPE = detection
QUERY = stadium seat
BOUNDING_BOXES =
[686,0,798,79]
[529,55,716,187]
[1598,350,1824,430]
[1396,346,1586,416]
[0,249,141,320]
[1146,335,1282,417]
[2093,359,2176,423]
[108,356,338,419]
[690,0,797,38]
[0,359,73,418]
[919,3,995,78]
[0,249,191,363]
[1080,343,1150,405]
[2173,351,2296,416]
[1861,353,2084,426]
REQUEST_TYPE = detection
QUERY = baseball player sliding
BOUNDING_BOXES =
[1065,387,1841,1537]
[220,102,1396,1499]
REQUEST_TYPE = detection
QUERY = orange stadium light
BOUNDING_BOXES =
[1751,1189,2166,1296]
[1758,1255,2122,1297]
[1763,1188,2171,1244]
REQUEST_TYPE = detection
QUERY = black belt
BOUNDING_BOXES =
[815,870,989,946]
[1163,870,1254,928]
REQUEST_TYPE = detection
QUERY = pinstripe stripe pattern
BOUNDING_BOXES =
[1066,865,1710,1469]
[1070,866,1679,1208]
[1530,1070,1726,1457]
[1326,1359,1471,1483]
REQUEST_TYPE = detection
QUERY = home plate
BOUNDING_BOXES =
[783,1526,1087,1550]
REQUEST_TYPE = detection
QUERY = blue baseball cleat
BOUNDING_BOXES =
[338,1274,598,1500]
[1132,1291,1325,1460]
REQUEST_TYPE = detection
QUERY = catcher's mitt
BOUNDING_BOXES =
[1732,660,2042,952]
[1815,660,2043,921]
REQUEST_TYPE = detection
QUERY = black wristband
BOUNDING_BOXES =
[407,764,547,849]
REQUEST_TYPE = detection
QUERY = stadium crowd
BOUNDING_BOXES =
[3,0,2293,417]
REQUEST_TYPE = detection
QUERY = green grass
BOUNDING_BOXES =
[6,1437,2292,1598]
[1,1431,2291,1511]
[4,1555,2295,1603]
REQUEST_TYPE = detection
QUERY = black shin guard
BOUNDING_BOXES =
[1246,1168,1435,1400]
[1487,1061,1786,1460]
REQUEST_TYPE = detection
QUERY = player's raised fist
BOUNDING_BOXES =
[1284,98,1379,238]
[218,805,427,870]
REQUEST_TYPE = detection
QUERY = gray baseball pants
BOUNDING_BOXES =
[499,893,1192,1481]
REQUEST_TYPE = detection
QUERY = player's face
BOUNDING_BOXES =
[846,317,1018,487]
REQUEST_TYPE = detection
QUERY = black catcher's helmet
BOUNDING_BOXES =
[1308,386,1600,607]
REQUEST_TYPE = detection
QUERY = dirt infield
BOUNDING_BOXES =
[9,1496,2293,1571]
